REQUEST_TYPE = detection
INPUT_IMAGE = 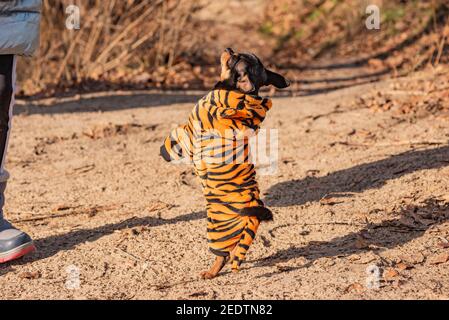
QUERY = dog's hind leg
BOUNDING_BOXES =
[200,255,229,279]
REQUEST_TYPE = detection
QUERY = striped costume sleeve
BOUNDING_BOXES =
[160,124,192,163]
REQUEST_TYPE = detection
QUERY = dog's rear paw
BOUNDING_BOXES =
[200,271,217,280]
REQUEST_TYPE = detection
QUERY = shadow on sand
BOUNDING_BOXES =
[252,198,449,277]
[14,91,203,116]
[0,210,205,276]
[265,146,449,208]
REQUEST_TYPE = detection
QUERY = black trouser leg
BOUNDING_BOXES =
[0,55,14,171]
[0,55,36,258]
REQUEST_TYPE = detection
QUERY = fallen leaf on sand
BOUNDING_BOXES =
[306,169,320,176]
[345,283,364,293]
[392,279,405,288]
[276,264,296,272]
[189,291,208,297]
[437,241,449,249]
[54,204,75,211]
[357,252,378,264]
[347,254,361,262]
[396,262,413,271]
[429,253,449,265]
[147,201,173,212]
[126,226,146,236]
[399,216,417,228]
[400,252,425,264]
[410,212,435,226]
[383,268,399,280]
[354,236,370,249]
[368,58,384,69]
[437,194,449,202]
[83,123,142,139]
[320,196,344,206]
[19,271,41,280]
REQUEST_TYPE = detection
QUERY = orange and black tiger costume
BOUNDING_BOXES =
[161,89,273,271]
[161,48,289,278]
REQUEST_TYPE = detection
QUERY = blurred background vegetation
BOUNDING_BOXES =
[16,0,449,98]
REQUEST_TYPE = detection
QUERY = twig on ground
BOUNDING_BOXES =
[10,204,119,223]
[332,140,448,148]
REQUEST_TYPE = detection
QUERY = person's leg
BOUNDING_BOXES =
[0,55,35,263]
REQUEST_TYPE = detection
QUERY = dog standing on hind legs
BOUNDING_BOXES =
[160,48,289,279]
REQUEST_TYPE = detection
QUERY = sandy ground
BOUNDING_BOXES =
[1,72,449,300]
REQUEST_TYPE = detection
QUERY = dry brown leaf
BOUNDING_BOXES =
[437,241,449,249]
[305,169,320,176]
[354,236,370,249]
[429,253,449,265]
[368,58,384,69]
[396,262,413,271]
[276,265,295,272]
[19,271,41,280]
[147,201,173,212]
[83,123,142,140]
[383,268,399,280]
[410,212,435,226]
[357,253,378,264]
[54,204,74,211]
[347,254,361,262]
[400,252,425,264]
[399,216,417,228]
[346,283,364,293]
[189,291,208,297]
[319,196,344,206]
[125,226,146,237]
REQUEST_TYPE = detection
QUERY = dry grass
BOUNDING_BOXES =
[260,0,449,69]
[15,0,449,97]
[17,0,208,96]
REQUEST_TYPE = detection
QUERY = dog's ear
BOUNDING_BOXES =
[220,48,237,81]
[265,69,290,89]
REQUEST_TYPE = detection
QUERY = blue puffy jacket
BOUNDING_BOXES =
[0,0,41,56]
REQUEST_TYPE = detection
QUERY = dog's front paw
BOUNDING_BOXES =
[200,271,217,280]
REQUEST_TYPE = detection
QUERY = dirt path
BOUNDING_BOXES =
[1,72,449,299]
